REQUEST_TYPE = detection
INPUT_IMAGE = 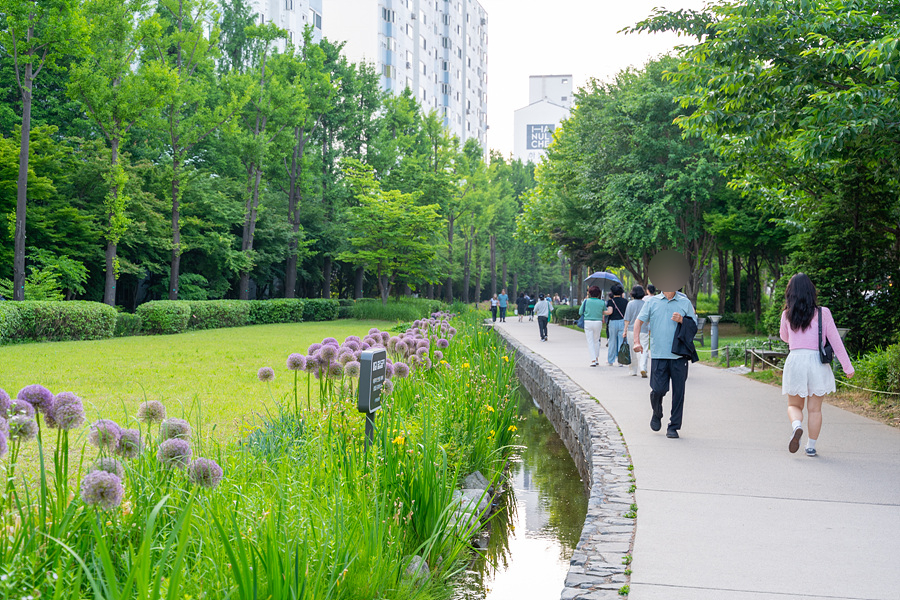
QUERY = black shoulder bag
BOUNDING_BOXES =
[817,307,834,365]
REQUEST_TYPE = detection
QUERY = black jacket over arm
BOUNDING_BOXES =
[672,316,700,363]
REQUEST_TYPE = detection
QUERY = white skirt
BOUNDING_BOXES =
[782,349,836,398]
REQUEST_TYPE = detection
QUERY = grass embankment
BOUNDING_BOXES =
[0,320,388,435]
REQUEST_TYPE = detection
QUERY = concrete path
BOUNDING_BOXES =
[493,318,900,600]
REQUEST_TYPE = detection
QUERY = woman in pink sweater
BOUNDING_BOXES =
[780,273,854,457]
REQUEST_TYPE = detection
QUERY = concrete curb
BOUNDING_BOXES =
[494,326,635,599]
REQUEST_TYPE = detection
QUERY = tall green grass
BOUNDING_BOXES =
[349,298,448,322]
[1,312,520,599]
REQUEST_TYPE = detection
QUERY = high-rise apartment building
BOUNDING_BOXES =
[324,0,489,148]
[513,74,573,163]
[251,0,324,47]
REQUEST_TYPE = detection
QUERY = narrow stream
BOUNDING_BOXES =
[453,392,589,599]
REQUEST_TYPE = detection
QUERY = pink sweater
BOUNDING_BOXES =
[780,307,854,375]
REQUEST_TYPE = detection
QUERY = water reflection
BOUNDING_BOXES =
[453,393,589,599]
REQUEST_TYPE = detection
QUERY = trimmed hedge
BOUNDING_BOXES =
[0,301,116,343]
[187,300,251,330]
[114,313,143,337]
[302,299,339,322]
[553,305,580,324]
[248,299,305,325]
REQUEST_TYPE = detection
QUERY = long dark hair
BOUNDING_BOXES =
[784,273,818,331]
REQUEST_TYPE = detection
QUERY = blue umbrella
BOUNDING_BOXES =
[583,271,622,294]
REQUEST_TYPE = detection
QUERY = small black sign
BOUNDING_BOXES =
[358,349,386,414]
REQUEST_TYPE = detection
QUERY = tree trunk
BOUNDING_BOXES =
[501,258,507,292]
[378,271,391,304]
[445,214,454,303]
[322,256,332,298]
[13,60,34,302]
[103,138,122,306]
[354,266,364,299]
[239,164,263,301]
[169,155,181,300]
[511,271,518,304]
[426,283,434,299]
[732,253,742,313]
[285,127,307,299]
[489,234,496,298]
[462,237,471,304]
[717,248,728,315]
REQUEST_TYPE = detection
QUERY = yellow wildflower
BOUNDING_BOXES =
[502,355,509,362]
[484,405,495,413]
[508,425,518,432]
[393,435,405,445]
[462,362,470,368]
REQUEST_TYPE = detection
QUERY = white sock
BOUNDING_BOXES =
[807,438,817,450]
[791,420,802,431]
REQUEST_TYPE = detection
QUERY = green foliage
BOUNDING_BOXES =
[350,298,447,322]
[301,298,339,322]
[247,298,305,325]
[853,344,900,399]
[552,305,580,324]
[186,299,251,330]
[136,300,191,334]
[113,312,142,337]
[0,265,64,301]
[0,300,116,343]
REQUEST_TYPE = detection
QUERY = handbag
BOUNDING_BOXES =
[817,307,834,365]
[576,299,586,328]
[617,337,632,365]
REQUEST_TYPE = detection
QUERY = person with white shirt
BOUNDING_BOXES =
[534,294,552,341]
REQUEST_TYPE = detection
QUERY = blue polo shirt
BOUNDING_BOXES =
[637,292,697,360]
[498,293,508,308]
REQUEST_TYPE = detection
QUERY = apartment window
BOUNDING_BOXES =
[312,11,322,29]
[442,61,449,71]
[561,96,568,102]
[421,35,427,50]
[285,0,293,9]
[419,10,427,24]
[383,65,395,78]
[382,8,395,22]
[420,61,427,75]
[441,83,451,95]
[407,50,414,64]
[562,78,569,84]
[406,24,413,37]
[442,37,452,49]
[443,14,450,25]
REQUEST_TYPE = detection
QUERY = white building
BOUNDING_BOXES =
[252,0,324,47]
[513,74,573,164]
[324,0,489,148]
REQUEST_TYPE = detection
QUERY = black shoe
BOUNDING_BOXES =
[650,416,661,432]
[666,430,679,439]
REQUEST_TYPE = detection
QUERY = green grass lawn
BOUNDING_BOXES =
[0,320,390,437]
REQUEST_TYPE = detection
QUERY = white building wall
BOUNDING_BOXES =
[324,0,488,148]
[513,100,570,164]
[528,74,574,109]
[251,0,323,48]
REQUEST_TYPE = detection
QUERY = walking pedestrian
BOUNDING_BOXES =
[579,286,607,366]
[779,273,854,457]
[633,286,697,438]
[498,288,509,322]
[516,292,527,322]
[623,285,649,377]
[527,294,536,321]
[534,294,552,341]
[490,294,499,322]
[603,284,628,366]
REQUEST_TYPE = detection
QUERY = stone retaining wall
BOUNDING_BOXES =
[494,327,635,599]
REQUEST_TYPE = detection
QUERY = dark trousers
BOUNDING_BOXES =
[491,306,498,322]
[650,357,689,432]
[499,306,507,321]
[537,316,548,339]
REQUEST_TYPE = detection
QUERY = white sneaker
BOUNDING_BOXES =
[789,426,803,453]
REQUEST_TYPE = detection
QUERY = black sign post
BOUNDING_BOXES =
[358,349,386,449]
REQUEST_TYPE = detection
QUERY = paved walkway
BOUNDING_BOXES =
[493,319,900,600]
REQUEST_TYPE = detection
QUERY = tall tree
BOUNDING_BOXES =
[0,0,86,300]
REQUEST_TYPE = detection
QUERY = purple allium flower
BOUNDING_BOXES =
[319,345,337,362]
[338,350,353,365]
[116,428,142,459]
[80,471,124,510]
[434,350,443,361]
[0,433,7,457]
[368,327,380,336]
[322,337,339,346]
[425,358,433,370]
[382,379,394,395]
[188,458,223,489]
[159,418,192,441]
[328,362,344,378]
[92,457,125,479]
[8,399,34,418]
[257,367,275,382]
[363,336,377,347]
[157,438,192,469]
[379,332,390,344]
[0,389,10,417]
[287,353,307,371]
[416,347,427,358]
[437,338,450,349]
[8,415,38,441]
[137,401,166,424]
[47,392,85,430]
[0,416,7,435]
[89,419,122,450]
[17,385,53,413]
[307,342,323,355]
[384,362,394,379]
[345,340,361,352]
[304,355,319,373]
[417,339,430,349]
[394,362,410,379]
[361,342,371,351]
[345,361,361,378]
[449,327,457,337]
[387,336,399,350]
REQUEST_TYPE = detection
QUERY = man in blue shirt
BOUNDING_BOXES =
[498,288,509,323]
[633,289,697,438]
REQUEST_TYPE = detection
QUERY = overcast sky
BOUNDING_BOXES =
[478,0,708,157]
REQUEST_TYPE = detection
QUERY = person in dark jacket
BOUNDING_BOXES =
[516,292,528,322]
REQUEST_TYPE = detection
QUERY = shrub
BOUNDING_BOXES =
[137,301,191,335]
[552,305,580,324]
[854,343,900,399]
[0,301,116,343]
[248,299,305,325]
[350,298,447,322]
[302,298,339,322]
[114,313,143,338]
[337,298,354,319]
[186,300,250,330]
